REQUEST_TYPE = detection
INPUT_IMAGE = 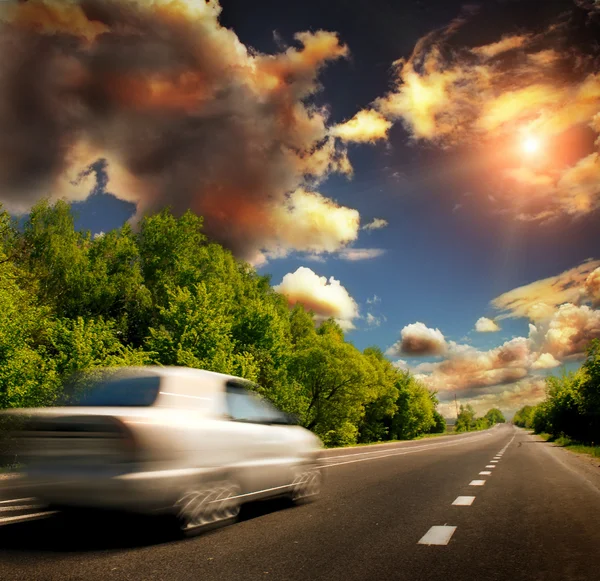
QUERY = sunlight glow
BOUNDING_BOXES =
[522,135,541,155]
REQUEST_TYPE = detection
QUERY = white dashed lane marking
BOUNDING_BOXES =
[417,430,517,546]
[418,526,457,545]
[452,496,475,506]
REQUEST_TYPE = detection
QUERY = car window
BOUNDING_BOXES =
[67,376,161,407]
[225,383,288,424]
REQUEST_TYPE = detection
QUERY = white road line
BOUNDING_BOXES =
[452,496,475,506]
[0,505,41,513]
[323,433,494,468]
[479,471,492,475]
[491,460,499,463]
[0,511,56,526]
[0,497,34,505]
[486,465,495,468]
[418,525,457,545]
[470,480,486,486]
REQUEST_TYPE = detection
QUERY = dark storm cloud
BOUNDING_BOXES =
[0,0,360,262]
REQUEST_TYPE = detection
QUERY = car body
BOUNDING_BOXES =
[7,366,323,533]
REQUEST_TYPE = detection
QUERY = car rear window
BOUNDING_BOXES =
[68,376,161,407]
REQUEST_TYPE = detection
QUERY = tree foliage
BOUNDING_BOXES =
[455,404,505,433]
[0,201,447,447]
[515,340,600,444]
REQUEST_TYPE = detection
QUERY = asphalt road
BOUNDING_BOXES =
[1,424,600,581]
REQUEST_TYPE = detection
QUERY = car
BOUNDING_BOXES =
[7,366,324,535]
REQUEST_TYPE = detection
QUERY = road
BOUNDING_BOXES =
[1,424,599,581]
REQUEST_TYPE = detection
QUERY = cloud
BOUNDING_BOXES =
[362,218,388,231]
[475,317,500,333]
[585,266,600,307]
[273,266,359,331]
[530,303,600,360]
[330,109,392,143]
[337,247,386,261]
[415,337,532,395]
[471,35,530,59]
[366,313,382,327]
[366,294,381,305]
[386,322,448,357]
[492,260,600,321]
[374,3,600,221]
[531,352,561,370]
[0,0,366,262]
[437,376,547,418]
[392,359,409,371]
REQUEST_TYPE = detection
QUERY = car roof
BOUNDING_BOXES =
[95,366,251,385]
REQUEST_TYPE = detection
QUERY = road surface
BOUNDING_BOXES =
[1,424,599,581]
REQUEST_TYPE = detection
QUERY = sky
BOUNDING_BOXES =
[0,0,599,418]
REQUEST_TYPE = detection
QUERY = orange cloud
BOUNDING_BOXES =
[492,260,600,321]
[331,110,392,143]
[415,337,532,395]
[274,267,359,331]
[375,6,600,220]
[530,303,600,360]
[471,35,529,59]
[437,376,547,418]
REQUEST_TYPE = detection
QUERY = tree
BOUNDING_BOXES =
[288,321,370,445]
[484,408,506,425]
[455,404,476,432]
[430,410,446,434]
[513,405,535,428]
[0,200,450,449]
[387,373,436,440]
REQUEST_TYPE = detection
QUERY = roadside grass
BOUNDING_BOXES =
[537,433,600,459]
[328,429,464,449]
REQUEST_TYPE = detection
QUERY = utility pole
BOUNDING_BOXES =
[454,393,459,418]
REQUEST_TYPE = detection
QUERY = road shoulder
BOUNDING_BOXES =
[522,429,600,495]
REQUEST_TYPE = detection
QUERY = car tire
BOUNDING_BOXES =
[170,476,242,538]
[290,465,322,505]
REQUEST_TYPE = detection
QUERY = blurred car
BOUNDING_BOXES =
[5,366,323,535]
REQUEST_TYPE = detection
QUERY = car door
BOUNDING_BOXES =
[224,383,293,494]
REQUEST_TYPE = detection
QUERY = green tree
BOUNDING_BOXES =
[455,404,476,432]
[387,372,436,440]
[513,405,535,428]
[288,320,370,445]
[430,410,446,433]
[484,408,506,425]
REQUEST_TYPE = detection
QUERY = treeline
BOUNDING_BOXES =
[455,405,505,433]
[514,340,600,444]
[0,201,446,447]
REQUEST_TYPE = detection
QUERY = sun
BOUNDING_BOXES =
[522,135,541,155]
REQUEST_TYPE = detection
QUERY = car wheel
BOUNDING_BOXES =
[173,478,241,537]
[290,466,322,504]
